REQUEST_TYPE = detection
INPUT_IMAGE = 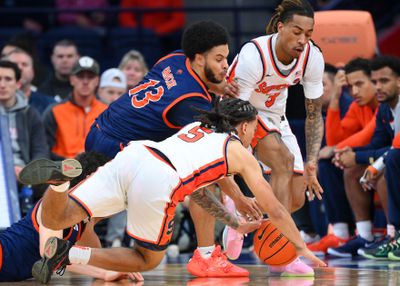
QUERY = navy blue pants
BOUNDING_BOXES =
[318,159,354,225]
[384,149,400,228]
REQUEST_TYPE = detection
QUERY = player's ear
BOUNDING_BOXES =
[194,53,206,67]
[277,21,284,34]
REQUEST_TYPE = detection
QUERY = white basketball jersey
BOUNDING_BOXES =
[229,33,324,118]
[144,122,236,191]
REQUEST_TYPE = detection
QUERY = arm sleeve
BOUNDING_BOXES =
[167,96,213,127]
[234,42,264,101]
[28,107,50,160]
[325,103,362,146]
[301,45,324,100]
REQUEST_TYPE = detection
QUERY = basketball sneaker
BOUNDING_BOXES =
[222,226,244,260]
[32,237,73,284]
[307,234,348,256]
[327,235,374,258]
[358,235,394,259]
[269,257,314,277]
[221,195,244,260]
[19,158,82,185]
[186,246,249,277]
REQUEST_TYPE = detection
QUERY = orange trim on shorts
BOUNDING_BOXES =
[251,116,280,148]
[31,200,42,233]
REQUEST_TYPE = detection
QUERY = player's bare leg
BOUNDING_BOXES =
[189,198,216,247]
[256,133,295,210]
[291,174,306,212]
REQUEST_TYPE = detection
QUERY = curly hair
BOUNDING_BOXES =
[195,97,258,133]
[182,21,229,61]
[266,0,314,35]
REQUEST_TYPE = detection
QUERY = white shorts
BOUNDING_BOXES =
[255,112,304,173]
[69,142,181,250]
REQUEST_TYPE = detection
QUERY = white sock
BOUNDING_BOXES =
[197,245,215,259]
[68,246,91,265]
[356,221,374,241]
[387,224,396,238]
[50,181,70,193]
[332,223,349,239]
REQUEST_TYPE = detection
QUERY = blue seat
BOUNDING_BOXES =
[107,27,162,67]
[38,27,104,66]
[0,28,38,51]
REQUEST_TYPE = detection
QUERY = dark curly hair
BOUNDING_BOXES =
[182,21,229,61]
[266,0,314,34]
[371,56,400,76]
[344,57,371,76]
[195,97,258,133]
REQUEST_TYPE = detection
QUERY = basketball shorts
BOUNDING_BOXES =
[252,112,304,174]
[70,142,181,251]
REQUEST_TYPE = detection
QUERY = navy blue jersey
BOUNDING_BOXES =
[0,202,86,282]
[87,52,213,157]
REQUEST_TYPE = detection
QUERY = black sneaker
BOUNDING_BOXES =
[19,158,82,185]
[32,237,73,284]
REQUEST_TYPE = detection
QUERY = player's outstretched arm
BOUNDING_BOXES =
[190,187,261,234]
[304,97,324,200]
[227,141,326,266]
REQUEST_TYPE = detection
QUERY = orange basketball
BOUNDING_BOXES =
[253,220,297,266]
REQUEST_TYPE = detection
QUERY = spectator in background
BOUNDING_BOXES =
[1,33,49,87]
[118,50,148,90]
[98,68,127,104]
[56,0,109,28]
[43,56,107,159]
[38,40,80,102]
[3,48,55,114]
[0,60,49,207]
[119,0,185,53]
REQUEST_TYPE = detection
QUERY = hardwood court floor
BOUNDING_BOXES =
[4,253,400,286]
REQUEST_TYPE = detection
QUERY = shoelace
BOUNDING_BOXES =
[212,251,233,272]
[56,265,66,276]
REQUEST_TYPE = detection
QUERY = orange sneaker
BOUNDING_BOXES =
[308,234,348,255]
[186,246,249,277]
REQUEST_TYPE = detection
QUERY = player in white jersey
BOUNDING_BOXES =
[228,0,324,213]
[224,0,325,275]
[21,98,325,283]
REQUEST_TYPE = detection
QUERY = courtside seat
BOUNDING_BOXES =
[107,27,162,67]
[38,27,103,66]
[312,11,377,65]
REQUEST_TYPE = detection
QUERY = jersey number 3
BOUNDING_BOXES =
[130,79,165,108]
[178,126,213,143]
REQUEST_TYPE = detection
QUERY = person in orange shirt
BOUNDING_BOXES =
[119,0,185,54]
[309,58,377,255]
[43,56,107,159]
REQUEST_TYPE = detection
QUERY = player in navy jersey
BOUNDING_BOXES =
[85,21,262,277]
[0,152,143,282]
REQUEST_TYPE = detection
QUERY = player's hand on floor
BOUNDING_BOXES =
[127,272,144,281]
[103,270,143,282]
[296,246,327,267]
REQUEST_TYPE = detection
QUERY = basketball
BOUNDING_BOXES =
[253,220,297,266]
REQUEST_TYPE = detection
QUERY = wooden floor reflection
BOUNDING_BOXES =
[5,260,400,286]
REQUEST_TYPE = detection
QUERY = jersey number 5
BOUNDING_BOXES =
[178,126,213,143]
[130,79,165,108]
